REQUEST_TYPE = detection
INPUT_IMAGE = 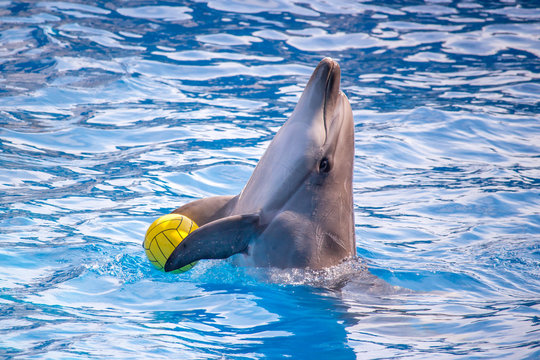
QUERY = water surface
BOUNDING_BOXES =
[1,1,539,359]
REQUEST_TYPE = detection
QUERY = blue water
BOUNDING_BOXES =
[1,0,539,358]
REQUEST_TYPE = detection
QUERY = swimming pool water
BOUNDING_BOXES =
[1,1,539,359]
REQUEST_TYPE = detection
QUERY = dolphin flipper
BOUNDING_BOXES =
[164,214,260,272]
[172,195,237,226]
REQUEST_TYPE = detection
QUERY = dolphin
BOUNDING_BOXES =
[164,57,356,272]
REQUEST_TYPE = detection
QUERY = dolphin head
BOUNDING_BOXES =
[164,58,356,272]
[237,58,356,268]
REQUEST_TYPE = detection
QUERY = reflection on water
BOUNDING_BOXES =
[1,0,539,359]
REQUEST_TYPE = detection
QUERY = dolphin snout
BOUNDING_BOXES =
[312,58,339,91]
[316,57,337,76]
[315,58,342,139]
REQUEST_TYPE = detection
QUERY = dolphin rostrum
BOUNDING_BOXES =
[164,57,356,271]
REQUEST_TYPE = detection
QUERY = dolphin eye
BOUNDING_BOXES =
[319,157,331,173]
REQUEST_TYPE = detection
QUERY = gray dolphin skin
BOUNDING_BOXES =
[164,57,356,272]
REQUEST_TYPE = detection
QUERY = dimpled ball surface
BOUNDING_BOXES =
[143,213,198,273]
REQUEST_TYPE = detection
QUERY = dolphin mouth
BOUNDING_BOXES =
[320,58,341,142]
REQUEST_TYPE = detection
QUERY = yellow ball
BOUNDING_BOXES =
[143,214,198,273]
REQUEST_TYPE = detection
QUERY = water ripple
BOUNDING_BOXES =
[1,0,539,358]
[117,5,193,22]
